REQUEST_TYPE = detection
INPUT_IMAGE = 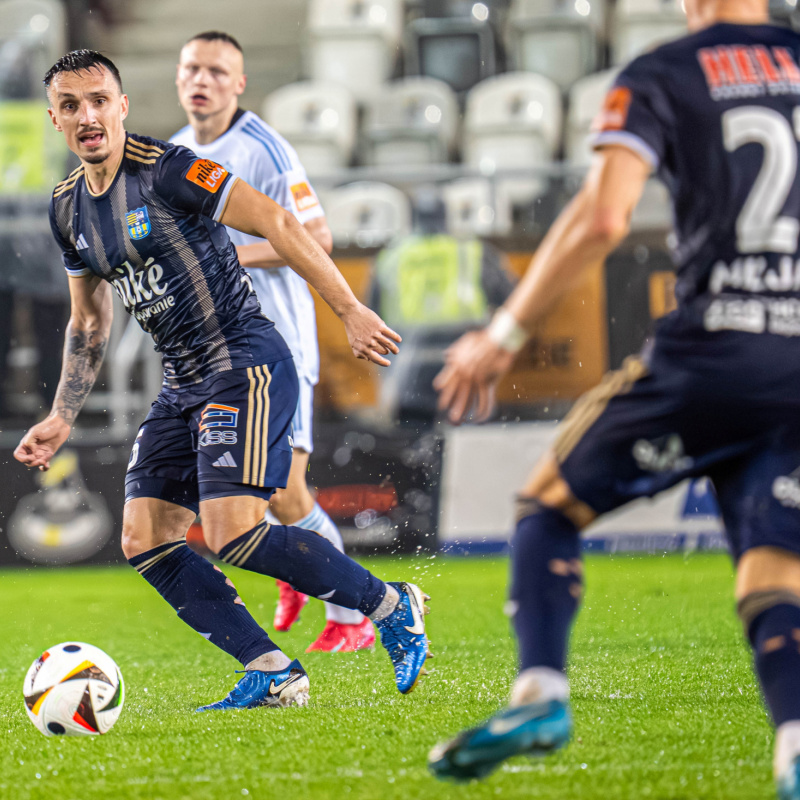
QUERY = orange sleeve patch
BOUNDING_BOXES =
[591,87,633,133]
[186,159,229,193]
[291,181,319,212]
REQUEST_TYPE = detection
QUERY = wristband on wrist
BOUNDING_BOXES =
[486,308,527,354]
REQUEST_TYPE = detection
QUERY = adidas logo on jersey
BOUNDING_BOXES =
[212,452,238,468]
[75,233,89,250]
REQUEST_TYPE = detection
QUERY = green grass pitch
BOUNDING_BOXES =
[0,554,775,799]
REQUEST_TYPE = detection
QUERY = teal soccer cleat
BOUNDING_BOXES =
[196,659,309,711]
[428,698,572,782]
[779,755,800,800]
[375,582,430,694]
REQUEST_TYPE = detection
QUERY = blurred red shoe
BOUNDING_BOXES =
[274,580,309,632]
[305,617,376,653]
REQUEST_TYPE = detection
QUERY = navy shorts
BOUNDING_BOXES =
[125,357,298,513]
[556,330,800,560]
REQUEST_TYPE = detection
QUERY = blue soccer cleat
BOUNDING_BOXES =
[778,755,800,800]
[428,698,572,782]
[196,659,309,712]
[375,582,430,694]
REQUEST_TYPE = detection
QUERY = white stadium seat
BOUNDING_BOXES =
[263,81,357,175]
[565,68,619,165]
[507,0,604,91]
[0,0,65,99]
[463,72,562,205]
[363,78,459,167]
[322,182,412,249]
[307,0,403,103]
[442,178,513,237]
[613,0,687,65]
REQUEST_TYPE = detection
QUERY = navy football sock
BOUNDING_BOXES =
[747,603,800,726]
[129,540,278,666]
[510,504,583,673]
[218,521,387,616]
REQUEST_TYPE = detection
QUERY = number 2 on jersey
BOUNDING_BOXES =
[723,106,800,254]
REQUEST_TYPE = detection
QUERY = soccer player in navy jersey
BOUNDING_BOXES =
[171,31,374,653]
[14,50,430,711]
[429,0,800,794]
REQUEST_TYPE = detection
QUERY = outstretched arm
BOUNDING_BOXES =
[220,181,400,366]
[14,275,113,470]
[434,145,652,423]
[236,216,333,270]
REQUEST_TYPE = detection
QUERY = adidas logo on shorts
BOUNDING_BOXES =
[212,451,237,468]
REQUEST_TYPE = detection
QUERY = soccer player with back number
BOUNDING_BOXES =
[429,1,800,795]
[14,51,430,712]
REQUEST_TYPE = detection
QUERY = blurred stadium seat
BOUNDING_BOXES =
[442,177,512,236]
[507,0,604,91]
[363,77,459,167]
[404,16,498,95]
[613,0,687,65]
[463,72,561,205]
[307,0,404,102]
[263,81,357,174]
[321,182,412,249]
[0,0,65,99]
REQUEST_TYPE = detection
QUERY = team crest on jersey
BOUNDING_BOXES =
[199,404,239,447]
[291,181,318,212]
[126,207,151,240]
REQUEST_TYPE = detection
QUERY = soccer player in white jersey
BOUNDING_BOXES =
[171,31,373,653]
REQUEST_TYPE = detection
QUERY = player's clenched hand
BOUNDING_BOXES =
[433,330,516,424]
[14,416,72,471]
[341,303,402,367]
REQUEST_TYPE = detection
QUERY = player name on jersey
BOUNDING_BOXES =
[698,45,800,100]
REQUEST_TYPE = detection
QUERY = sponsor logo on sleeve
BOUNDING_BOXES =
[291,181,319,212]
[592,86,632,133]
[186,159,229,193]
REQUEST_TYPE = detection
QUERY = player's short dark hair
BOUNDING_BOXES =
[186,31,243,53]
[43,50,123,95]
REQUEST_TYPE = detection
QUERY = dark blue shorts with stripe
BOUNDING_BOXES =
[125,357,298,513]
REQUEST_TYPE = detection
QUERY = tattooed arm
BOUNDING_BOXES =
[14,275,113,471]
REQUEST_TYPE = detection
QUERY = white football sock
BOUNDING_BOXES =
[775,720,800,779]
[510,667,570,708]
[246,650,291,672]
[369,584,400,622]
[293,503,364,626]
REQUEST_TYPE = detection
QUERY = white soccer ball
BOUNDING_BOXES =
[23,642,124,737]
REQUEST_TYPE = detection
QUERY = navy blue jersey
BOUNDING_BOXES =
[48,133,289,389]
[593,23,800,338]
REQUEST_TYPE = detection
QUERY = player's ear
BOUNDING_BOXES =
[120,93,129,121]
[236,73,247,97]
[47,106,63,133]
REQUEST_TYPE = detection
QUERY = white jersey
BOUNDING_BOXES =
[171,110,323,384]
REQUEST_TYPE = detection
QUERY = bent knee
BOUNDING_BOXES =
[268,485,313,526]
[518,450,597,530]
[736,546,800,601]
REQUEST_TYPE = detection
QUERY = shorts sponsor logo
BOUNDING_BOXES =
[186,159,228,193]
[632,434,694,473]
[773,471,800,508]
[199,404,239,447]
[125,206,151,240]
[291,181,318,211]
